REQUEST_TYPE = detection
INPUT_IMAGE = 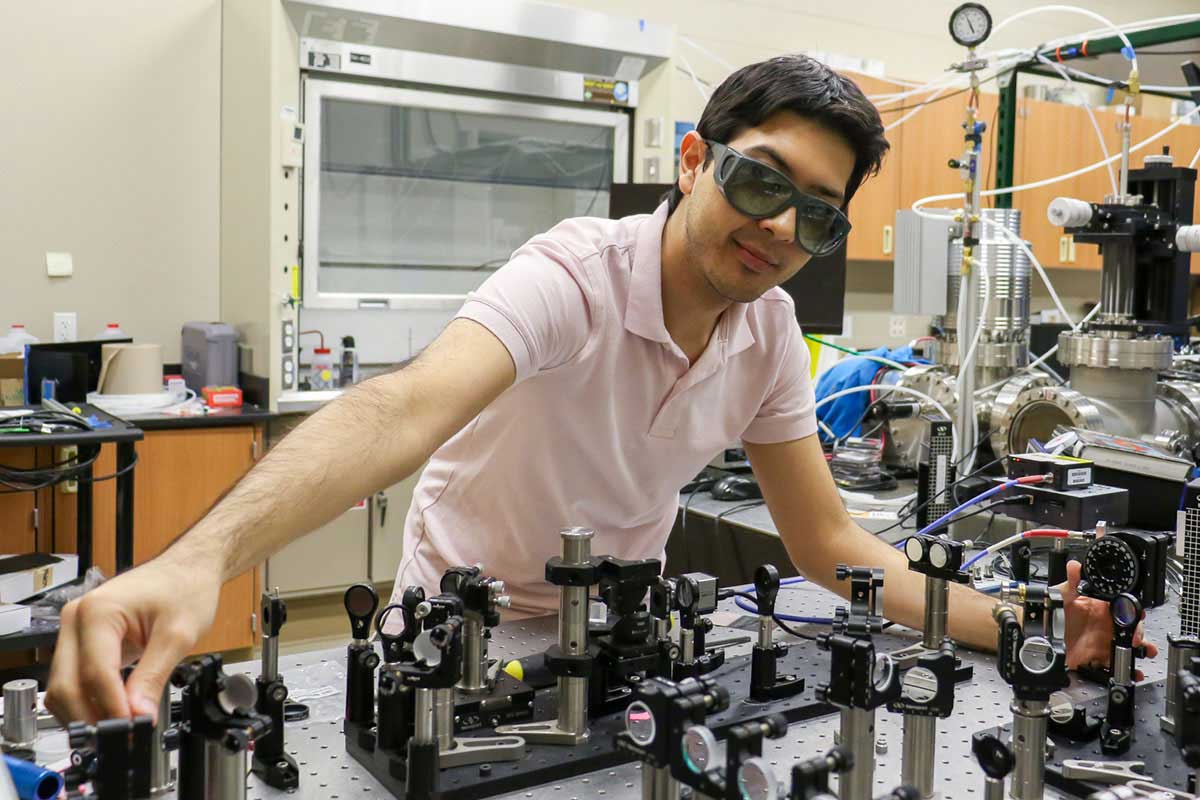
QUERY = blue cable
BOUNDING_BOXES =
[731,594,834,625]
[914,479,1021,539]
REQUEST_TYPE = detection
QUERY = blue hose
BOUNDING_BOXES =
[914,479,1020,538]
[3,756,63,800]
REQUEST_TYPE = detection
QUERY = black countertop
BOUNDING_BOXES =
[120,403,276,431]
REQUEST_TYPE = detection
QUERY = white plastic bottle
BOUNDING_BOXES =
[95,323,128,340]
[310,347,336,390]
[2,324,39,353]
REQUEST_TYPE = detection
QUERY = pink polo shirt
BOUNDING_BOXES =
[391,202,817,615]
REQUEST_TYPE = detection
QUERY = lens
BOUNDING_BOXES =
[904,537,925,563]
[682,726,717,774]
[796,201,849,255]
[1018,636,1056,674]
[738,757,779,800]
[720,153,793,217]
[624,701,656,746]
[929,542,950,569]
[872,654,894,691]
[1112,595,1139,628]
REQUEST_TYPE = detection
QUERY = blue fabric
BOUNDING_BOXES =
[814,346,924,441]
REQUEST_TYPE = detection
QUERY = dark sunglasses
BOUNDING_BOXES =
[705,140,852,257]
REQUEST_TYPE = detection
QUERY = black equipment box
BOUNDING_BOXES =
[993,479,1128,529]
[1006,453,1094,491]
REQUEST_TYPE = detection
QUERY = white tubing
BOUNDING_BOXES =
[815,384,959,463]
[992,5,1138,74]
[913,103,1200,210]
[1034,53,1119,196]
[676,48,710,102]
[1177,225,1200,253]
[884,84,951,132]
[1190,145,1200,170]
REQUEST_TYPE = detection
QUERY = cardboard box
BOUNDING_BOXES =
[0,554,79,603]
[0,605,32,637]
[0,355,22,407]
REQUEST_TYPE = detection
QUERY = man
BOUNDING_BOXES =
[46,56,1151,724]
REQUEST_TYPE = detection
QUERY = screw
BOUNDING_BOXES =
[875,735,888,754]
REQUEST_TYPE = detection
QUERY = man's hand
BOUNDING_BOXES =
[45,555,221,725]
[1061,559,1158,679]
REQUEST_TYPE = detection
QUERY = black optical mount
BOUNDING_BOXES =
[971,732,1014,800]
[832,565,886,638]
[815,632,902,711]
[749,564,805,703]
[343,583,381,730]
[590,556,665,712]
[614,676,730,781]
[670,715,789,800]
[66,716,155,800]
[251,590,300,790]
[1101,593,1143,755]
[887,637,958,719]
[995,587,1070,701]
[790,746,854,799]
[673,574,725,681]
[1176,656,1200,795]
[397,612,466,800]
[171,654,272,800]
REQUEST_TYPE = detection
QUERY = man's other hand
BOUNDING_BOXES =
[1061,559,1158,680]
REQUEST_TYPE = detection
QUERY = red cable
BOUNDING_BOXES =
[1015,474,1051,485]
[1021,529,1070,539]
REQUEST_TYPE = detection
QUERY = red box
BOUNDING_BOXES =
[202,385,243,408]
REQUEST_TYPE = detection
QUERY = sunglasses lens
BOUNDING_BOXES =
[796,199,850,255]
[724,162,792,217]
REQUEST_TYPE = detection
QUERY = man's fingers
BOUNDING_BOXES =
[125,622,195,720]
[45,601,90,724]
[75,598,134,720]
[1063,560,1082,602]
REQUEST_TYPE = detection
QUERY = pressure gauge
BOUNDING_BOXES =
[949,3,993,48]
[682,726,717,774]
[737,757,779,800]
[1082,536,1139,600]
[624,701,656,747]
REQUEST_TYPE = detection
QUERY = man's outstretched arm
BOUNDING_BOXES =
[46,319,516,724]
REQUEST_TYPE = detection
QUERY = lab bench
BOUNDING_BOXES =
[26,582,1172,800]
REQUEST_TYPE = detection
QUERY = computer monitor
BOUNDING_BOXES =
[609,183,846,334]
[25,339,134,403]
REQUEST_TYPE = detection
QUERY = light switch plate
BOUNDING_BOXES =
[53,312,77,343]
[889,316,907,338]
[46,252,73,277]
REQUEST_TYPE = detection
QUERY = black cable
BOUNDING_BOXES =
[774,615,818,642]
[719,589,818,642]
[76,451,140,483]
[916,495,1032,537]
[873,454,1006,537]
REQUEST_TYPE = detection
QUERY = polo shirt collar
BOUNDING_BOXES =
[626,202,757,359]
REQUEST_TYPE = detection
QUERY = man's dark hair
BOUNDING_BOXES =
[668,55,888,214]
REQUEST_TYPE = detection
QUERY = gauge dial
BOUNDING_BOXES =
[738,757,779,800]
[1082,537,1139,600]
[624,701,656,746]
[949,3,993,47]
[682,726,717,774]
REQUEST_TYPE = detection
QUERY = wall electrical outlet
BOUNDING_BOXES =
[53,312,77,343]
[889,315,907,338]
[58,446,78,494]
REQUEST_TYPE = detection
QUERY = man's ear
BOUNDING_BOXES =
[677,131,708,198]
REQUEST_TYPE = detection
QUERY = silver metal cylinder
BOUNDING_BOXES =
[557,527,593,737]
[261,635,279,684]
[1070,364,1158,436]
[924,577,948,650]
[984,776,1005,800]
[679,628,695,665]
[203,741,246,800]
[1,679,37,751]
[434,688,455,750]
[837,707,877,800]
[653,618,669,641]
[1163,637,1200,734]
[641,764,679,800]
[1010,699,1049,800]
[757,616,775,649]
[1100,239,1137,320]
[1112,647,1133,685]
[459,617,486,693]
[902,715,936,797]
[150,684,175,796]
[413,689,435,745]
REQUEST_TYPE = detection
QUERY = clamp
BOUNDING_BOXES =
[832,565,886,638]
[672,573,725,681]
[748,565,804,703]
[1175,656,1200,795]
[789,746,854,800]
[251,588,300,790]
[994,585,1070,800]
[1101,593,1143,755]
[971,732,1014,800]
[66,716,155,800]
[590,556,665,713]
[372,587,426,757]
[171,654,271,800]
[815,631,901,800]
[343,583,381,730]
[439,566,511,695]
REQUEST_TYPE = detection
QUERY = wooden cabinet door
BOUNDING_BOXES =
[0,448,41,555]
[843,74,904,262]
[130,427,263,654]
[897,90,999,214]
[1013,98,1124,270]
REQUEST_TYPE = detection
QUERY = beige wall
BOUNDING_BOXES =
[0,1,221,362]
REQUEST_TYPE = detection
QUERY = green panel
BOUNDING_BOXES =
[1037,20,1200,60]
[993,72,1019,209]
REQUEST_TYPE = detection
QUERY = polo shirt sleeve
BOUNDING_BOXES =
[455,236,595,384]
[741,316,818,444]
